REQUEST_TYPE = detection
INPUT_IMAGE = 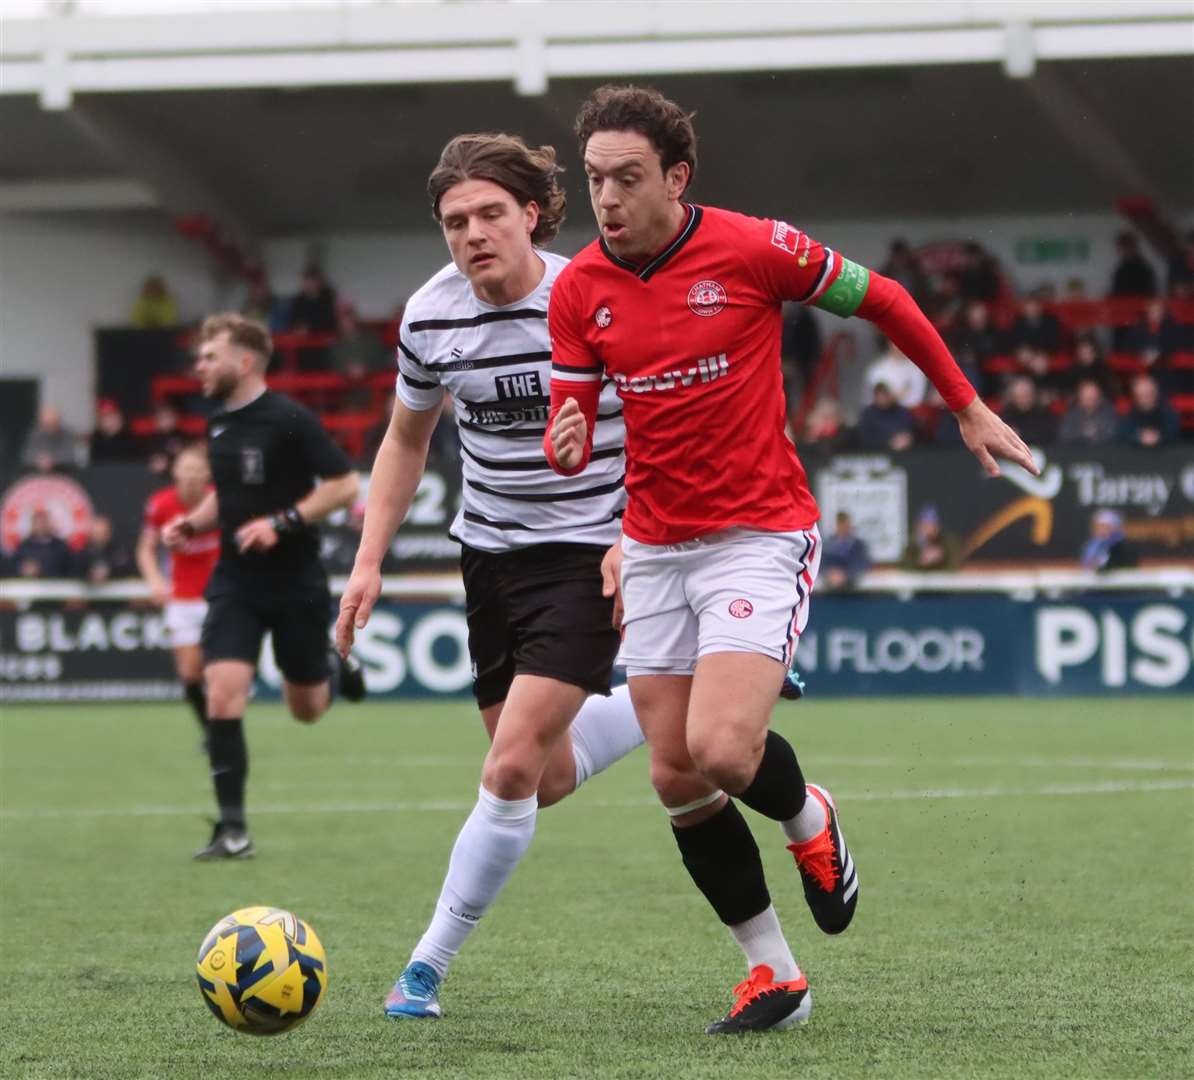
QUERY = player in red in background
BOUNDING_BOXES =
[546,85,1037,1035]
[136,443,220,742]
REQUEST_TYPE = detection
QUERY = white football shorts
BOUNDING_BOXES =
[619,525,821,677]
[164,598,208,648]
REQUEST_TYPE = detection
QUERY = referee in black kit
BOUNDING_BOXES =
[164,313,365,860]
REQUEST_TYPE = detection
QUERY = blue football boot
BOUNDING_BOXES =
[779,666,806,701]
[383,960,442,1019]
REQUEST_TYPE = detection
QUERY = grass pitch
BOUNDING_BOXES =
[1,696,1191,1080]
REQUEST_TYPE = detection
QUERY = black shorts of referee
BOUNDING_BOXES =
[201,561,333,686]
[462,541,620,710]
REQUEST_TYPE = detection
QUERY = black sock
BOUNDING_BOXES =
[734,730,806,822]
[672,800,771,926]
[207,719,248,831]
[182,681,208,734]
[326,647,340,702]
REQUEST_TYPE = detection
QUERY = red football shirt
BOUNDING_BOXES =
[144,487,219,599]
[547,204,974,544]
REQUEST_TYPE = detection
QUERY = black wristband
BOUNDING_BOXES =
[270,507,304,534]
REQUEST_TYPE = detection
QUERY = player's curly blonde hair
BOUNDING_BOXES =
[427,133,567,246]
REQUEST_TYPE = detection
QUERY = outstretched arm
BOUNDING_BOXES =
[852,272,1036,477]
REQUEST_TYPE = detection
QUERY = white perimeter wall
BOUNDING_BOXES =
[4,206,1189,430]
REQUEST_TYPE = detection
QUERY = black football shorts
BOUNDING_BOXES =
[461,541,621,709]
[201,563,332,685]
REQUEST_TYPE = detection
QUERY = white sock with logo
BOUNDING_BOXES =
[729,905,800,982]
[410,785,538,979]
[569,684,645,789]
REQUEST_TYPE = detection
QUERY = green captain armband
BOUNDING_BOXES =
[812,257,870,318]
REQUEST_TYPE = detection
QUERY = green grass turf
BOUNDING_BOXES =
[1,697,1192,1080]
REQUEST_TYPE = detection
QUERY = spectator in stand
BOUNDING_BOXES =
[902,504,959,571]
[1167,230,1194,298]
[779,303,822,422]
[927,269,964,330]
[865,340,928,407]
[1109,232,1158,298]
[144,403,188,475]
[74,515,135,584]
[880,239,931,309]
[858,381,915,452]
[801,398,853,454]
[1080,509,1138,571]
[1118,374,1180,448]
[1059,378,1118,446]
[820,511,870,591]
[89,398,141,463]
[289,264,339,371]
[1125,298,1185,376]
[957,242,1001,302]
[1049,333,1114,401]
[331,301,390,408]
[288,264,338,334]
[1001,376,1057,446]
[947,301,1000,392]
[13,508,75,578]
[20,406,82,473]
[131,274,179,328]
[1008,290,1063,380]
[242,278,289,334]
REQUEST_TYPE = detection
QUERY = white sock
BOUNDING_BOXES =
[728,905,799,982]
[781,789,827,844]
[410,785,538,979]
[569,684,645,789]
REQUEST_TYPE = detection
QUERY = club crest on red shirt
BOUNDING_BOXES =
[728,598,754,619]
[594,306,612,328]
[687,280,727,317]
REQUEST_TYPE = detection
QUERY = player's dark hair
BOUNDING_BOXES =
[428,133,566,246]
[574,85,698,193]
[197,313,272,369]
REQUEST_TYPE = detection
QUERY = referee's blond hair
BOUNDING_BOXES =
[197,313,272,370]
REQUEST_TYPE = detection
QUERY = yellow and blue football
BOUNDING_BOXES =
[196,906,328,1036]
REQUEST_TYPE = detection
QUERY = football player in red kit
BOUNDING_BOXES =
[547,85,1036,1034]
[136,443,220,740]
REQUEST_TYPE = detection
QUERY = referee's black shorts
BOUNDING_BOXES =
[461,541,621,710]
[201,562,332,685]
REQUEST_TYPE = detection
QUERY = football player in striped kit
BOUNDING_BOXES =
[336,133,645,1021]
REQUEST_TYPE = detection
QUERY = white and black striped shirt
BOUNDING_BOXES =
[395,252,625,551]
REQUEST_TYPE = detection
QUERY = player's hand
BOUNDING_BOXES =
[600,542,625,631]
[236,517,279,552]
[955,397,1039,478]
[550,398,587,471]
[150,583,171,607]
[336,565,382,656]
[161,515,190,549]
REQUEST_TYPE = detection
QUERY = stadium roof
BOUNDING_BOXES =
[1,1,1191,236]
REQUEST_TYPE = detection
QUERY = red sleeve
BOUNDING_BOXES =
[741,212,976,412]
[740,215,838,305]
[856,272,976,412]
[544,271,602,476]
[143,489,168,530]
